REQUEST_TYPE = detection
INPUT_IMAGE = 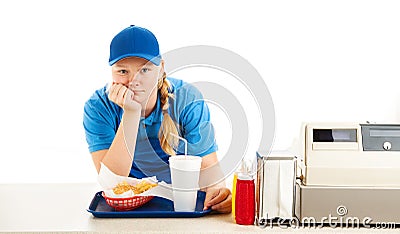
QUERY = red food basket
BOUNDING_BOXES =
[102,192,154,211]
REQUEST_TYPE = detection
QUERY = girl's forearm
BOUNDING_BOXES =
[101,110,141,176]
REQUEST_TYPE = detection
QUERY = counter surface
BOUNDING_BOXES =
[0,183,398,233]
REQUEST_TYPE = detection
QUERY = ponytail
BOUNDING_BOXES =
[158,73,179,155]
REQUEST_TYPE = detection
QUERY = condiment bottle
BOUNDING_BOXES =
[234,172,255,225]
[231,172,238,221]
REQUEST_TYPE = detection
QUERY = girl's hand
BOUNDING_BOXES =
[203,187,232,213]
[107,83,142,112]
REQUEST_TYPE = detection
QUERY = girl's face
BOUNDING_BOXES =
[111,57,163,107]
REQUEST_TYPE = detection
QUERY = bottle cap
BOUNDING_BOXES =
[237,172,253,180]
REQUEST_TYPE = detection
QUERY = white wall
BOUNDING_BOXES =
[0,0,399,183]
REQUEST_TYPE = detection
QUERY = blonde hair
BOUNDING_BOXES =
[158,72,179,155]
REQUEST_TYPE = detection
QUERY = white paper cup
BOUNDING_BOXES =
[169,155,202,212]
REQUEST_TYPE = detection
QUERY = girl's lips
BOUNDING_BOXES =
[105,83,146,94]
[106,83,146,93]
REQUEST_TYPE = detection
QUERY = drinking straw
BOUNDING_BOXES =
[169,133,187,157]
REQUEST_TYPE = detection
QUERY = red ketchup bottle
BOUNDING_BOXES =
[234,172,255,225]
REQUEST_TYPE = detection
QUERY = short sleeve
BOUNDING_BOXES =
[171,83,218,156]
[83,89,121,153]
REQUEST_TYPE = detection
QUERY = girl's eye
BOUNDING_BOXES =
[118,69,128,75]
[141,68,149,73]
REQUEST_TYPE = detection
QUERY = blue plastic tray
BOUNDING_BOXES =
[87,190,212,218]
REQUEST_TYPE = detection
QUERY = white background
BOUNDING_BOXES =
[0,0,399,183]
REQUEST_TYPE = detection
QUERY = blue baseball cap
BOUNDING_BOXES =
[109,25,161,66]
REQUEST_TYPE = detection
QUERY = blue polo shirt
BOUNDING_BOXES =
[83,77,218,183]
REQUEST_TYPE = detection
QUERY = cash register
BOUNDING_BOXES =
[295,122,400,225]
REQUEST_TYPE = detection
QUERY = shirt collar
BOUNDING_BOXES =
[141,95,163,126]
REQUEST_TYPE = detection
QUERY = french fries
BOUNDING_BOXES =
[113,180,157,195]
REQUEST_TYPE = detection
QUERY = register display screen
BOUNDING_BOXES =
[313,129,357,142]
[370,129,400,137]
